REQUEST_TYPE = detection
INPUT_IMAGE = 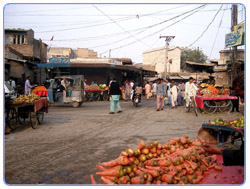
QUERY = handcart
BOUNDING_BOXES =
[201,122,244,146]
[195,95,238,113]
[12,98,49,129]
[84,89,109,101]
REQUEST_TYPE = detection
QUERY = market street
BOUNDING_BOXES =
[4,97,242,184]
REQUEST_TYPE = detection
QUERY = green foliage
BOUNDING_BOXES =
[181,47,208,72]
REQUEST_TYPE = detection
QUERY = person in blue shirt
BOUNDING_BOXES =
[156,78,166,111]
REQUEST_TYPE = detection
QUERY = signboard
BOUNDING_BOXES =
[225,24,244,48]
[49,57,70,64]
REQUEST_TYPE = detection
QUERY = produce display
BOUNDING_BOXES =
[99,84,107,90]
[32,86,47,92]
[91,135,222,185]
[208,116,244,128]
[200,85,218,96]
[12,94,41,104]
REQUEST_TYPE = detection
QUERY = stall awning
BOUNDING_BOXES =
[37,63,70,67]
[186,61,215,67]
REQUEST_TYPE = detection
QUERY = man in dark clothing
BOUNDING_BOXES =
[230,87,240,112]
[108,78,122,114]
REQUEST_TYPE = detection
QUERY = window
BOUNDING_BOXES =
[17,35,20,44]
[13,35,16,44]
[21,35,25,44]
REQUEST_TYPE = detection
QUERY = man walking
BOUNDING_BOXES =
[145,81,151,100]
[24,76,32,95]
[170,80,178,108]
[124,80,131,101]
[156,78,166,111]
[152,82,157,98]
[165,80,171,105]
[185,77,198,110]
[109,78,122,114]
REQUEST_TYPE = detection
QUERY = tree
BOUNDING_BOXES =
[181,47,208,72]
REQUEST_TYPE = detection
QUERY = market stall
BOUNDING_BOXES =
[195,95,238,113]
[90,134,244,185]
[84,84,109,101]
[11,94,49,129]
[201,117,244,146]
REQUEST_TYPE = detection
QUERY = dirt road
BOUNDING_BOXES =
[4,98,242,184]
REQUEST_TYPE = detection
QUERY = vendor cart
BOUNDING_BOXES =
[12,98,49,129]
[195,95,238,113]
[201,123,243,146]
[84,89,109,101]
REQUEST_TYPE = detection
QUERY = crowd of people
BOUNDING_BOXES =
[107,77,199,114]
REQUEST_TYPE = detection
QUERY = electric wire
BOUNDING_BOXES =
[99,4,207,55]
[92,4,151,48]
[209,5,227,59]
[188,5,223,48]
[41,5,206,44]
[87,5,207,49]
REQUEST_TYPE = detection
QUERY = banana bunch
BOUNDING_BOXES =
[12,94,41,104]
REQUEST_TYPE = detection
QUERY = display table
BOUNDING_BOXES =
[195,95,238,113]
[200,155,244,184]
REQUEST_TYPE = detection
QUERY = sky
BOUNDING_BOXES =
[3,3,245,63]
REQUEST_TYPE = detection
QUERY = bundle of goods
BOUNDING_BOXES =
[12,94,40,104]
[91,135,222,185]
[32,86,47,92]
[89,84,101,90]
[206,86,218,95]
[209,117,244,128]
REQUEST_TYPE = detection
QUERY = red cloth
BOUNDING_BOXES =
[32,90,48,97]
[195,95,238,109]
[199,155,244,184]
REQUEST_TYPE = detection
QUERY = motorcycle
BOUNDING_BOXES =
[133,93,141,107]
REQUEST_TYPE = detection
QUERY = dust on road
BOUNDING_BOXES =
[4,98,242,184]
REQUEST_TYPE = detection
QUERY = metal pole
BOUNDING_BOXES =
[231,4,238,86]
[159,35,175,79]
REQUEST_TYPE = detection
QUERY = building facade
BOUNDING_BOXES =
[210,49,244,86]
[4,28,47,84]
[143,46,182,77]
[47,47,98,59]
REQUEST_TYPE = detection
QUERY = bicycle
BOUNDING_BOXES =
[185,96,198,116]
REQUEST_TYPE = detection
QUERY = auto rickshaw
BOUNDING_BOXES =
[48,75,84,107]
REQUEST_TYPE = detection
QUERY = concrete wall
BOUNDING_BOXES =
[220,49,244,61]
[74,48,97,58]
[48,47,73,58]
[8,44,34,57]
[143,47,181,75]
[41,43,48,63]
[213,72,229,86]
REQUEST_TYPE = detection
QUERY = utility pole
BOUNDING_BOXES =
[160,35,175,79]
[109,49,111,58]
[231,4,238,86]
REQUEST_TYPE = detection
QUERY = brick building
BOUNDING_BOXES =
[4,28,47,84]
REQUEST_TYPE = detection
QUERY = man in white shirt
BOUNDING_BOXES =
[185,77,198,108]
[24,76,32,95]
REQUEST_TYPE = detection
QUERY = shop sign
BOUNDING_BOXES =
[49,57,70,64]
[225,24,244,48]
